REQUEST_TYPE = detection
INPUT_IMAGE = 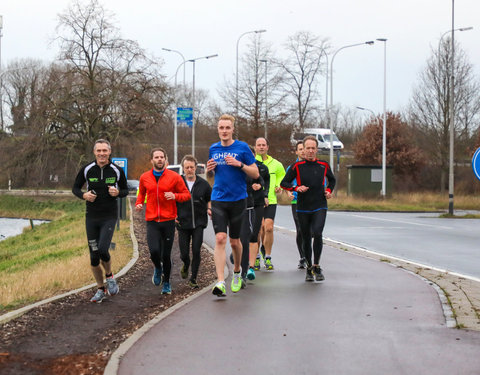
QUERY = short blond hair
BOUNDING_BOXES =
[218,114,235,126]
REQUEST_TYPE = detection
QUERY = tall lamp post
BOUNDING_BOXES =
[329,40,374,169]
[438,25,472,213]
[188,54,218,156]
[162,48,186,89]
[172,60,187,164]
[0,15,3,131]
[236,29,266,118]
[448,0,455,215]
[376,38,387,197]
[259,59,268,138]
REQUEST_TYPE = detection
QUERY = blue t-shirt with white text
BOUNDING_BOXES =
[209,140,256,202]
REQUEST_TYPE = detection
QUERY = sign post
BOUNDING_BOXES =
[177,107,193,127]
[112,158,128,225]
[472,147,480,181]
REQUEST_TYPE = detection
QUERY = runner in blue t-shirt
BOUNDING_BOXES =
[206,114,259,297]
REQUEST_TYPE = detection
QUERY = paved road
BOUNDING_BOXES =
[275,206,480,280]
[114,226,480,375]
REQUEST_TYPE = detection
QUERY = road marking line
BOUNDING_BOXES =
[339,213,452,230]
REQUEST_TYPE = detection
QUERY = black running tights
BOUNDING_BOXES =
[146,220,175,282]
[297,209,327,267]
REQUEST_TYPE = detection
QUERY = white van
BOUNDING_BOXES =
[291,128,344,151]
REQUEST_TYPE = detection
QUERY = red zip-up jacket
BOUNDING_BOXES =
[136,169,191,222]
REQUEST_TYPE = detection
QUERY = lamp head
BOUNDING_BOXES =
[255,29,267,33]
[365,41,375,45]
[376,38,387,42]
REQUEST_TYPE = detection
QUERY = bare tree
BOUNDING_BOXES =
[408,37,480,191]
[219,34,286,135]
[54,0,169,156]
[278,31,329,131]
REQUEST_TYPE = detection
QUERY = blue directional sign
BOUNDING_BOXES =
[177,107,193,128]
[112,157,128,179]
[473,148,480,181]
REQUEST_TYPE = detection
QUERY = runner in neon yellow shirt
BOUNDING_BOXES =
[254,137,286,270]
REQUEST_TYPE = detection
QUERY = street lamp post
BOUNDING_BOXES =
[188,54,218,157]
[0,15,3,131]
[259,59,268,138]
[236,29,266,118]
[329,41,374,169]
[377,38,387,197]
[449,0,455,215]
[438,25,472,214]
[162,48,186,89]
[172,61,187,164]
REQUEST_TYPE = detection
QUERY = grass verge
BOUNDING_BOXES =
[0,195,133,313]
[277,190,480,212]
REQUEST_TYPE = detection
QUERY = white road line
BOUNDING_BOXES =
[341,213,452,230]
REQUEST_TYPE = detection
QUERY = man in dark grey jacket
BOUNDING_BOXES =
[176,155,212,288]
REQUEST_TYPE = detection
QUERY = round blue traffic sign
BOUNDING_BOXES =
[472,147,480,181]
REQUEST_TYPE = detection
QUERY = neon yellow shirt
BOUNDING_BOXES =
[255,154,285,205]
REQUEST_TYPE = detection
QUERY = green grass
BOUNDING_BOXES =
[0,195,84,219]
[0,194,133,313]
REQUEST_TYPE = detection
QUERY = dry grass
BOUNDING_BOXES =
[277,190,480,212]
[0,203,133,312]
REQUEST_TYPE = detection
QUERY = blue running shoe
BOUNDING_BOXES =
[106,275,119,296]
[161,282,172,294]
[246,267,256,280]
[90,288,106,303]
[152,266,163,286]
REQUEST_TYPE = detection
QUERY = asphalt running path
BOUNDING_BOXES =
[114,228,480,374]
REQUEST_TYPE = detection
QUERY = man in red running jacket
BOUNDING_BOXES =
[135,147,191,295]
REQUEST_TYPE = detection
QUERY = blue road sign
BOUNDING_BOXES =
[472,147,480,181]
[177,107,193,127]
[112,157,128,179]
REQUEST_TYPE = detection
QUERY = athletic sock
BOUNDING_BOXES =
[105,273,113,278]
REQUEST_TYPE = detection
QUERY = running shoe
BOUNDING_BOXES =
[152,266,163,286]
[297,258,306,269]
[212,281,226,297]
[189,279,199,289]
[260,245,266,260]
[264,257,274,270]
[305,267,314,282]
[246,267,256,280]
[180,264,188,279]
[90,288,106,303]
[241,276,247,289]
[161,282,172,295]
[231,272,243,293]
[254,256,261,271]
[106,275,119,296]
[314,266,325,281]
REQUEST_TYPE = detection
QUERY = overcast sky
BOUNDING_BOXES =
[1,0,479,117]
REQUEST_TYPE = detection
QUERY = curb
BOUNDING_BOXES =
[0,200,139,325]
